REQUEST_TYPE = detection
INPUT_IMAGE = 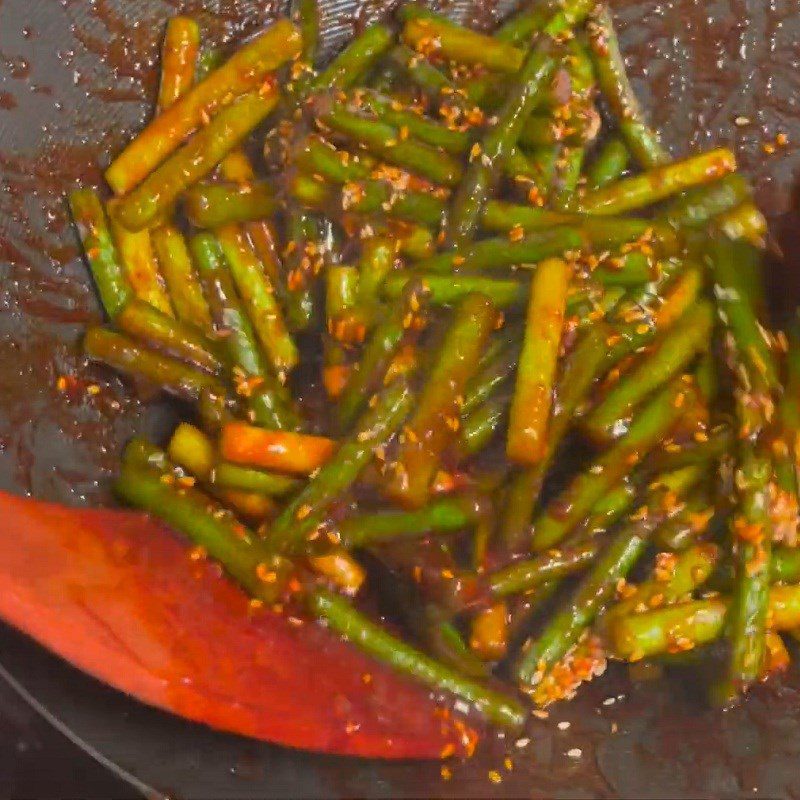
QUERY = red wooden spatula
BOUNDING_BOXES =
[0,490,469,758]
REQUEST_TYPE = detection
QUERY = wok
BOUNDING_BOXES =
[2,0,800,795]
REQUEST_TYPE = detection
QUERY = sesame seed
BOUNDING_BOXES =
[189,545,207,561]
[453,699,470,715]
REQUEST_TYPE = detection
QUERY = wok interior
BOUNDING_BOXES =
[2,0,800,795]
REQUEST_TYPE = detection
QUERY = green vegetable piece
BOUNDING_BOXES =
[216,224,298,374]
[308,25,394,93]
[401,14,525,74]
[338,495,482,549]
[68,188,132,318]
[445,42,558,247]
[386,294,496,508]
[116,461,290,604]
[387,44,454,100]
[107,199,173,315]
[114,91,280,231]
[212,462,301,497]
[321,105,463,186]
[482,201,671,249]
[587,137,630,189]
[184,181,276,228]
[662,174,751,228]
[84,326,224,402]
[413,228,582,273]
[489,539,601,598]
[457,396,508,458]
[296,0,320,64]
[106,19,300,195]
[382,272,527,309]
[584,302,714,442]
[611,583,800,661]
[190,233,300,431]
[157,16,200,112]
[714,203,768,248]
[289,172,445,227]
[269,381,414,552]
[507,258,570,465]
[608,543,719,620]
[355,90,472,154]
[115,298,222,374]
[572,149,737,215]
[461,339,518,416]
[709,234,778,395]
[518,469,704,682]
[551,145,587,211]
[294,135,376,182]
[308,589,526,730]
[531,379,692,551]
[587,7,668,168]
[609,598,728,660]
[337,279,424,430]
[151,225,212,332]
[495,6,549,44]
[725,440,773,695]
[500,321,615,552]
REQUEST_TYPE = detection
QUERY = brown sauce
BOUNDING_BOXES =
[2,0,800,794]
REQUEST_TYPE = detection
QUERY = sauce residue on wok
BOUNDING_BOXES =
[3,0,800,795]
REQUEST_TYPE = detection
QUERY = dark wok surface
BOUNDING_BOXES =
[3,0,800,796]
